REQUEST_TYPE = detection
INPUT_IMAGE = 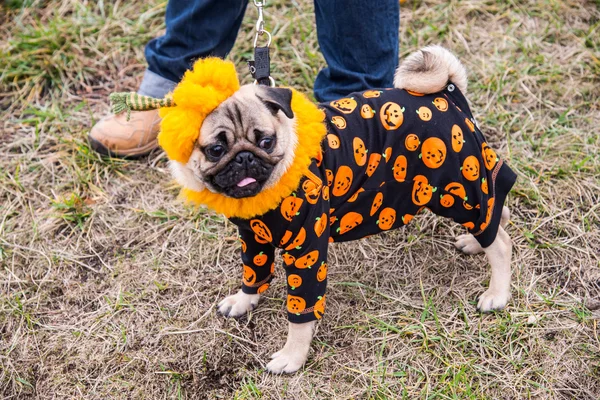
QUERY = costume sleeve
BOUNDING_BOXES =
[280,198,330,324]
[238,226,276,295]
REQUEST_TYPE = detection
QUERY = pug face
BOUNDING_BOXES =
[169,85,297,198]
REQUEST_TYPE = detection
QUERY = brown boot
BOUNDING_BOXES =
[88,110,161,158]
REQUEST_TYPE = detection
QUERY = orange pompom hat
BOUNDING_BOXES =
[157,58,240,163]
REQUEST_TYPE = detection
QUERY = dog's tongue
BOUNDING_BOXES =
[237,177,257,187]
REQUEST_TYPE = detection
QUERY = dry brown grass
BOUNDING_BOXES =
[1,0,599,398]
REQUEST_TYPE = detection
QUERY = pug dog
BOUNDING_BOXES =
[162,46,517,374]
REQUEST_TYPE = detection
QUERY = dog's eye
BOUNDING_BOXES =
[205,145,226,160]
[259,137,276,151]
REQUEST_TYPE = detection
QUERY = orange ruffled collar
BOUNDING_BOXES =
[181,89,327,219]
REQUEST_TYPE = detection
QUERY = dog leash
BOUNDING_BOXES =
[109,2,274,120]
[248,0,275,87]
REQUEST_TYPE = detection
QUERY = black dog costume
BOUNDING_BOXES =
[230,84,517,323]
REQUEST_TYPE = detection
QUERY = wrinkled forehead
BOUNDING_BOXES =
[198,85,274,145]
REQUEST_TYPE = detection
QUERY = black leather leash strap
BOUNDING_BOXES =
[248,46,271,86]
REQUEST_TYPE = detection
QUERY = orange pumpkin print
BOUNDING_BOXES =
[380,101,405,130]
[405,134,420,151]
[348,187,365,202]
[363,90,382,98]
[337,212,364,234]
[451,124,464,152]
[406,90,424,96]
[327,134,341,149]
[370,192,384,216]
[280,195,303,221]
[329,215,337,226]
[482,143,498,170]
[481,178,488,194]
[444,182,467,201]
[315,150,323,167]
[377,207,396,230]
[240,238,247,253]
[322,186,330,201]
[314,213,328,237]
[332,166,353,197]
[282,253,296,266]
[280,230,293,247]
[294,250,319,269]
[302,176,322,205]
[314,295,326,319]
[288,274,302,289]
[353,137,367,166]
[412,175,436,206]
[316,262,327,282]
[360,104,376,119]
[383,147,392,163]
[253,252,267,266]
[331,116,346,129]
[366,153,381,177]
[420,137,447,169]
[480,197,495,231]
[243,265,256,285]
[330,97,358,114]
[462,155,480,181]
[462,221,475,230]
[257,283,270,294]
[463,201,474,210]
[465,118,475,132]
[287,295,307,313]
[416,106,432,121]
[402,214,414,224]
[250,219,272,243]
[393,155,408,182]
[325,169,334,186]
[433,97,448,111]
[285,227,306,251]
[440,194,455,208]
[270,262,275,274]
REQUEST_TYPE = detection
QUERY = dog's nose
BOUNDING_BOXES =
[235,151,256,167]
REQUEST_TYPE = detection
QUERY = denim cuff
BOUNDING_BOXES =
[138,69,177,98]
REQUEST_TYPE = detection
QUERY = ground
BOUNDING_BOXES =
[1,0,599,399]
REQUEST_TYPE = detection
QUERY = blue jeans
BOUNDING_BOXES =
[139,0,399,103]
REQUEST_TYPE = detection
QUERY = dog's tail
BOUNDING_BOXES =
[393,45,467,94]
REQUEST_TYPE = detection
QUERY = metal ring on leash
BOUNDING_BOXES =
[253,30,272,48]
[253,76,276,87]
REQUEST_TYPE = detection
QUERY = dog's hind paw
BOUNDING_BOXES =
[455,234,484,255]
[217,290,260,318]
[477,288,510,313]
[266,347,308,374]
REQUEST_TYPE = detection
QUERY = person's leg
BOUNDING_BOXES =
[313,0,399,103]
[140,0,249,98]
[90,0,247,158]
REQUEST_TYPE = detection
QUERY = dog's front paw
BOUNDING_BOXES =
[266,346,309,374]
[218,290,260,318]
[455,234,484,255]
[477,288,510,312]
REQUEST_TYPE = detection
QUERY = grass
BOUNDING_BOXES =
[1,0,599,398]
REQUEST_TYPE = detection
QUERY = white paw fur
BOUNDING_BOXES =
[218,290,260,318]
[478,227,513,312]
[477,288,511,312]
[266,321,315,374]
[454,234,484,255]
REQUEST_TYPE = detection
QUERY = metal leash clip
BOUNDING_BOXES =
[249,0,275,87]
[252,0,272,48]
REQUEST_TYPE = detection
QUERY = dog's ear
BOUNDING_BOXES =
[256,87,294,119]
